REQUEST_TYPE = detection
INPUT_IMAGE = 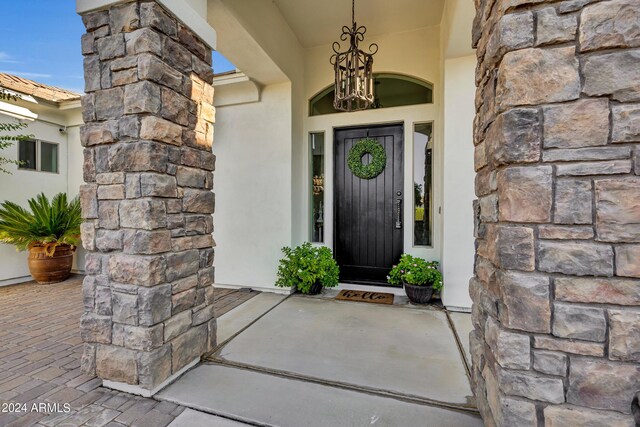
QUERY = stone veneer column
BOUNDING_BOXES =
[78,0,217,394]
[470,0,640,425]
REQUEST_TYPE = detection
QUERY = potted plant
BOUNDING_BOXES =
[275,242,339,294]
[388,254,443,304]
[0,193,81,284]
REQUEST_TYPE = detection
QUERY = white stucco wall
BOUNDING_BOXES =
[441,54,476,310]
[208,0,307,249]
[302,27,444,261]
[213,83,293,291]
[66,115,86,272]
[305,26,442,102]
[0,106,82,285]
[205,1,478,308]
[303,26,476,309]
[211,17,477,308]
[207,0,305,291]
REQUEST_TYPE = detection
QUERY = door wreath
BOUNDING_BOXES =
[347,138,387,179]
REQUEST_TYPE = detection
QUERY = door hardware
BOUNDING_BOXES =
[395,191,402,229]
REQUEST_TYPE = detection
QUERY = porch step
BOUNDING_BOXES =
[157,363,483,427]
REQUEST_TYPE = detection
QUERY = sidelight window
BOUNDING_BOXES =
[309,132,325,243]
[413,123,433,246]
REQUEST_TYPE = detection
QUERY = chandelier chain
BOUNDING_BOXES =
[352,0,355,25]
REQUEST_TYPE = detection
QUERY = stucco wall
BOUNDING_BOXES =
[304,26,477,310]
[208,2,477,308]
[0,108,81,285]
[208,0,304,292]
[302,28,443,263]
[66,117,86,272]
[305,27,442,102]
[304,27,477,309]
[213,83,293,291]
[212,21,478,309]
[442,54,476,309]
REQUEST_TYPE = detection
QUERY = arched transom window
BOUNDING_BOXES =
[309,73,433,116]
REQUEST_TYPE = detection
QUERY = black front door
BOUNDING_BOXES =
[334,124,404,285]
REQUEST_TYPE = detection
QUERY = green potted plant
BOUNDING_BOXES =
[0,193,82,284]
[275,242,340,294]
[388,254,443,304]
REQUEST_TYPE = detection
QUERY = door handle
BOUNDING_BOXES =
[395,191,402,229]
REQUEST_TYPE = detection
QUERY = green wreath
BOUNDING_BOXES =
[347,138,387,179]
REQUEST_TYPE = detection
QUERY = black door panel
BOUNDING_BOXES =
[334,124,404,285]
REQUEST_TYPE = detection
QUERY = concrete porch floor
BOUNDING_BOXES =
[160,293,481,426]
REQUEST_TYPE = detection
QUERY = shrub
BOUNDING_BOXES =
[275,242,340,294]
[0,192,82,256]
[388,254,443,290]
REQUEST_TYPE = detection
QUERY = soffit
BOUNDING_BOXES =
[273,0,445,48]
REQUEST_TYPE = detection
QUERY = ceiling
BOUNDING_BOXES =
[273,0,446,48]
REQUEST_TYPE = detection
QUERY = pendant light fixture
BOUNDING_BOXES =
[330,0,378,112]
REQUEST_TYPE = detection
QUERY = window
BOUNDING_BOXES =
[18,140,59,173]
[414,123,433,246]
[18,140,36,170]
[310,73,433,116]
[309,132,325,243]
[40,142,58,173]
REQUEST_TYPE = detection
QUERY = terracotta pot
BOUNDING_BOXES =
[403,282,434,304]
[28,244,75,284]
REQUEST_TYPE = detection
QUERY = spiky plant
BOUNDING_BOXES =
[0,193,82,256]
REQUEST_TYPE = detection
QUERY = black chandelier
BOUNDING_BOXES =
[330,0,378,112]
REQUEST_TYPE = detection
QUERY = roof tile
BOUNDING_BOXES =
[0,73,82,103]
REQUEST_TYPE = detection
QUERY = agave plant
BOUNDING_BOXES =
[0,192,82,256]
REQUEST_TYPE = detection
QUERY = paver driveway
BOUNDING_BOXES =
[0,275,257,427]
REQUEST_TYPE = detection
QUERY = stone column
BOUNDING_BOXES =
[471,0,640,425]
[78,0,217,394]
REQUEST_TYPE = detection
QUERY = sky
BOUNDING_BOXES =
[0,0,236,94]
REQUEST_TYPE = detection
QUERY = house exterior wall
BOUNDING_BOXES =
[66,118,89,271]
[0,106,83,286]
[1,1,477,310]
[470,0,640,424]
[210,17,478,310]
[305,26,442,100]
[302,28,444,271]
[213,82,294,291]
[442,54,476,310]
[206,0,304,293]
[303,26,477,311]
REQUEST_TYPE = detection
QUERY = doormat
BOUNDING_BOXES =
[335,290,394,305]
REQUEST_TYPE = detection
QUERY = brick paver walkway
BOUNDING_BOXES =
[0,275,258,426]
